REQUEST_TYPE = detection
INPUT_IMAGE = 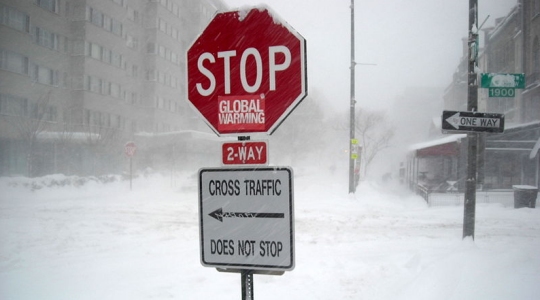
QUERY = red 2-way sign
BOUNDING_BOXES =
[187,6,307,136]
[222,141,268,165]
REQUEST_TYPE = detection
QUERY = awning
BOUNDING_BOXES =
[409,134,466,157]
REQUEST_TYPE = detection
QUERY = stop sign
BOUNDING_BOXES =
[187,6,307,135]
[125,142,136,157]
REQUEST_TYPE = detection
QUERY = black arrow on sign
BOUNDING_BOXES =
[209,208,284,222]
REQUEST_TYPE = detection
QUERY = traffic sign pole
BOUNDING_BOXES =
[241,270,254,300]
[124,142,137,191]
[464,0,478,240]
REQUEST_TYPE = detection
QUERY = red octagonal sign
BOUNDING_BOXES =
[187,6,307,136]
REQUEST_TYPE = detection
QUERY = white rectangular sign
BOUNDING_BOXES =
[198,167,294,271]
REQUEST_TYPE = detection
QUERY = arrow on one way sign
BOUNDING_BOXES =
[209,208,285,222]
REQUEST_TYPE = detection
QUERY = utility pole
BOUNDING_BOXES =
[349,0,357,193]
[463,0,479,239]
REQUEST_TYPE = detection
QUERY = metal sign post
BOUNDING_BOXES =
[241,270,254,300]
[124,142,137,190]
[464,0,478,239]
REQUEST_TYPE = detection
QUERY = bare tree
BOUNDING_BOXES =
[83,113,122,175]
[11,90,54,177]
[330,107,395,178]
[354,108,395,177]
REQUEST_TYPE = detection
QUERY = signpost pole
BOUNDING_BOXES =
[349,0,356,194]
[463,0,478,239]
[241,270,254,300]
[130,157,133,191]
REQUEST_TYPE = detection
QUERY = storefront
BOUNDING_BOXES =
[406,121,540,194]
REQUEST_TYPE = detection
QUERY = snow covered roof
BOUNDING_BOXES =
[409,134,466,152]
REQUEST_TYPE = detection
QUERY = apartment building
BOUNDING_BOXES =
[0,0,227,176]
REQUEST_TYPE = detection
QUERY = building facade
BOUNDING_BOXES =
[408,0,540,195]
[0,0,227,176]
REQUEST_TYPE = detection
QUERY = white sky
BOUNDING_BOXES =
[222,0,518,112]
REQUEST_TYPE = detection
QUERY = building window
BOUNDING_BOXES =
[29,102,57,122]
[86,6,123,36]
[0,49,29,75]
[127,7,139,23]
[35,0,59,14]
[31,64,58,86]
[0,93,27,116]
[111,19,122,36]
[131,65,138,77]
[147,43,157,54]
[34,27,60,50]
[91,8,103,27]
[0,4,30,33]
[110,82,120,98]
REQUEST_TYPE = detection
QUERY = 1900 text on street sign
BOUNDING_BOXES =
[199,167,294,271]
[442,110,505,133]
[187,6,307,135]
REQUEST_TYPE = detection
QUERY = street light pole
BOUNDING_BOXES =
[349,0,356,193]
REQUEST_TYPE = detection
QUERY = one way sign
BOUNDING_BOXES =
[442,110,505,133]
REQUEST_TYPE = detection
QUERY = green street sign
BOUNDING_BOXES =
[481,73,525,89]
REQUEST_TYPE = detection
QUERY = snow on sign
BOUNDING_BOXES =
[186,6,307,135]
[442,110,505,133]
[198,167,294,271]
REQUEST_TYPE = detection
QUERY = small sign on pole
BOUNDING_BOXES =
[222,141,268,165]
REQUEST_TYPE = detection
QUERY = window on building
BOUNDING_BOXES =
[126,35,138,49]
[103,15,112,31]
[34,27,59,50]
[158,18,166,32]
[111,19,122,36]
[91,43,101,60]
[31,64,57,86]
[147,42,157,54]
[102,48,111,64]
[85,75,102,93]
[0,93,27,116]
[110,82,120,98]
[35,0,59,14]
[127,7,139,23]
[91,9,103,27]
[0,49,29,75]
[0,4,30,33]
[29,102,57,122]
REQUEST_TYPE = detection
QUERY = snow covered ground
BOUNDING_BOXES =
[1,167,539,300]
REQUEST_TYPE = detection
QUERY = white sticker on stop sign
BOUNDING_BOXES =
[218,94,265,132]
